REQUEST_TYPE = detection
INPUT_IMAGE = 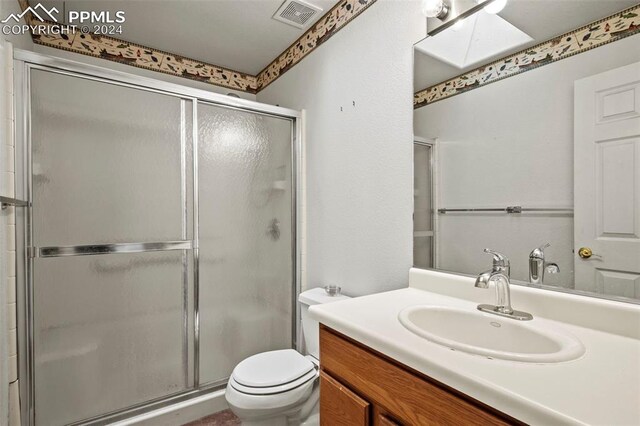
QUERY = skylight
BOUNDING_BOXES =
[415,9,533,69]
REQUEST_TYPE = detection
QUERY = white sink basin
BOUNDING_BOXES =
[398,305,585,363]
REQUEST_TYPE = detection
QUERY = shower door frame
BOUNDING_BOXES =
[13,50,302,426]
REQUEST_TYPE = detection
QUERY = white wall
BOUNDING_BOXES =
[414,35,640,288]
[258,0,425,296]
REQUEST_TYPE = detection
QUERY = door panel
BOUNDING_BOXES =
[197,103,294,384]
[33,251,192,425]
[574,62,640,299]
[595,269,640,299]
[29,69,194,425]
[30,70,187,246]
[597,139,638,237]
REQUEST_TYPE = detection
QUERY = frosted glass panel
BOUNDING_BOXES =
[414,144,433,232]
[33,251,192,425]
[414,236,433,269]
[197,103,293,383]
[414,144,433,268]
[30,70,185,246]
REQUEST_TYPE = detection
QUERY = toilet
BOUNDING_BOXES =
[225,287,350,425]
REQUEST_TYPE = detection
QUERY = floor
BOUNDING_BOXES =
[182,409,241,426]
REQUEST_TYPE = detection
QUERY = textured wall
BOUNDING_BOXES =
[414,35,640,288]
[258,0,425,296]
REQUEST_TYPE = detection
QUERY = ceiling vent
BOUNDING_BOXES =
[272,0,322,29]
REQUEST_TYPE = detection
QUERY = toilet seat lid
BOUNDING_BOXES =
[232,349,314,388]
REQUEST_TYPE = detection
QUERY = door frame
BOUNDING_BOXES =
[13,49,303,426]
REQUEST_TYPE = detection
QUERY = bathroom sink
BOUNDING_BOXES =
[398,306,585,363]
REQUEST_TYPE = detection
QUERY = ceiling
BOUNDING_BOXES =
[414,0,638,91]
[37,0,338,75]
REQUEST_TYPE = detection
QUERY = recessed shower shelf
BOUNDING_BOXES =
[0,196,30,209]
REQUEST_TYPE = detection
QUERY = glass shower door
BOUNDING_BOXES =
[29,69,194,425]
[197,103,294,384]
[23,61,298,425]
[414,142,435,268]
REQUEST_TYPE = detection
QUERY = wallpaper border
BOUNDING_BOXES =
[414,4,640,109]
[19,0,377,94]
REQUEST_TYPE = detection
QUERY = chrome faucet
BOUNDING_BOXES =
[529,243,560,284]
[475,249,533,321]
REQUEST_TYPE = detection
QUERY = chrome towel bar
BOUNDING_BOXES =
[438,206,574,214]
[0,196,29,209]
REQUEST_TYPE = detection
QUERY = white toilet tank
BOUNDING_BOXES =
[298,287,350,359]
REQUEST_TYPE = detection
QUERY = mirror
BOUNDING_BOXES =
[413,0,640,302]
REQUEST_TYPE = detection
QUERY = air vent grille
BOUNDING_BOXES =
[273,0,323,29]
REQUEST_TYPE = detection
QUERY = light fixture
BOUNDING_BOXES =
[479,0,507,14]
[415,9,532,70]
[422,0,449,19]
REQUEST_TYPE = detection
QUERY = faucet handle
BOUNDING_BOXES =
[537,242,551,251]
[483,248,510,267]
[530,242,551,259]
[545,262,560,274]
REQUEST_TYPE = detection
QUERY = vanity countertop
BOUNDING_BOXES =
[309,269,640,425]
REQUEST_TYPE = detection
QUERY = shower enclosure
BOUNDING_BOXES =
[13,51,300,426]
[413,139,435,269]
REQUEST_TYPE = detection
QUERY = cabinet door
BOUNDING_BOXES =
[320,372,370,425]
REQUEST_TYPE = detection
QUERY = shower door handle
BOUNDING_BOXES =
[36,240,194,258]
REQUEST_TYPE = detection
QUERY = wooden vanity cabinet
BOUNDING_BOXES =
[320,372,370,424]
[319,325,523,426]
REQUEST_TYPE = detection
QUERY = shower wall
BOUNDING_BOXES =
[19,60,297,426]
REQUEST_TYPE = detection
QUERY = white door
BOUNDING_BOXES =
[574,61,640,299]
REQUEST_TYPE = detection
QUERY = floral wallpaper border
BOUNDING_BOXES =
[414,4,640,109]
[19,0,376,94]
